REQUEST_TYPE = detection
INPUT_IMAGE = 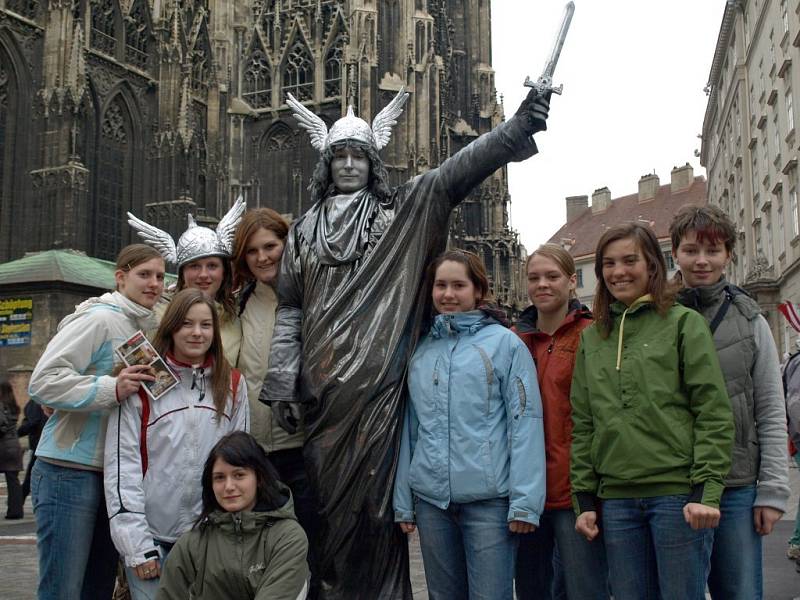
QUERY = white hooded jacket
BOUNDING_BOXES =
[104,355,249,567]
[30,291,159,469]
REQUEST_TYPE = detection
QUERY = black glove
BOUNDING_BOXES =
[515,88,550,135]
[273,401,302,435]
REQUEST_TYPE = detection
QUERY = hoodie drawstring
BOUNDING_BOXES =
[616,307,628,371]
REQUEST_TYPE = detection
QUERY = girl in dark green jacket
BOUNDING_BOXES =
[157,432,309,600]
[570,222,733,600]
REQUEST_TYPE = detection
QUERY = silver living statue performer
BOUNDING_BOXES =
[260,86,550,599]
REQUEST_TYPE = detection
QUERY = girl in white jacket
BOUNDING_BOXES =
[29,244,165,600]
[104,288,249,600]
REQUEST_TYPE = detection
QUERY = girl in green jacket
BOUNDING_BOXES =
[570,222,733,600]
[156,431,309,600]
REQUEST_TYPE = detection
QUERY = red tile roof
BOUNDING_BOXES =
[548,176,707,260]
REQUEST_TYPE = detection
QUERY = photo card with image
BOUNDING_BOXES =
[115,330,178,401]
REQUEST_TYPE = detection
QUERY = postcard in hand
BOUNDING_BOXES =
[115,330,178,400]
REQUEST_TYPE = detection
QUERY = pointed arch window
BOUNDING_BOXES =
[324,33,344,98]
[125,0,149,70]
[91,0,117,56]
[6,0,38,20]
[282,38,313,102]
[95,99,132,260]
[190,43,209,92]
[243,49,271,109]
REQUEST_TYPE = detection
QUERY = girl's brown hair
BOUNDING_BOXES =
[592,222,678,338]
[153,289,231,417]
[114,244,164,291]
[426,250,494,308]
[176,258,236,322]
[231,208,289,286]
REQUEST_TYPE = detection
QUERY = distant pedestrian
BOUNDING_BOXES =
[17,396,46,501]
[0,381,23,519]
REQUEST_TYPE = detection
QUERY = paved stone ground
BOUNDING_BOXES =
[1,459,797,600]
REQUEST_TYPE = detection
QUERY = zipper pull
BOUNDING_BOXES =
[547,342,554,354]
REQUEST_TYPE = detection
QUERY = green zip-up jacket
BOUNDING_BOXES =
[156,492,309,600]
[570,296,734,514]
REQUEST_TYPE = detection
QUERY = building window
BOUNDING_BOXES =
[91,0,117,56]
[791,188,799,238]
[125,0,149,70]
[751,152,759,197]
[283,38,314,102]
[782,0,789,34]
[576,268,583,288]
[788,90,795,131]
[6,0,38,19]
[663,251,675,271]
[778,206,786,255]
[243,50,271,109]
[324,33,345,98]
[95,99,131,260]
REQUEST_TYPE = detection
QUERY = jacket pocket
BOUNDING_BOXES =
[481,440,498,495]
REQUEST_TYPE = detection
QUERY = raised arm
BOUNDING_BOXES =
[433,92,549,207]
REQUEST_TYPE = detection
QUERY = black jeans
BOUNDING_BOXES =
[4,471,23,517]
[268,447,320,598]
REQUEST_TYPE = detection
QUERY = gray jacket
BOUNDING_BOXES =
[678,279,789,512]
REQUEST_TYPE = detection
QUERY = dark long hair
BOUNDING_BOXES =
[308,140,392,204]
[592,222,678,338]
[197,431,285,524]
[152,289,231,417]
[0,381,19,419]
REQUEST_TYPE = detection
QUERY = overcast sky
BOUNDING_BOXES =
[491,1,727,251]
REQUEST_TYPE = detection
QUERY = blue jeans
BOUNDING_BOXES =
[31,460,118,600]
[415,496,517,600]
[790,455,800,546]
[125,541,173,600]
[601,495,713,600]
[707,484,761,600]
[516,508,609,599]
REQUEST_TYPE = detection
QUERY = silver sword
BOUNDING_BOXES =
[524,1,575,96]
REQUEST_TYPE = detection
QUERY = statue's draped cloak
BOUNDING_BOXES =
[262,116,537,599]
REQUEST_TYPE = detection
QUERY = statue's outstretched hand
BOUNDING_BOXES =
[515,89,550,135]
[273,401,302,435]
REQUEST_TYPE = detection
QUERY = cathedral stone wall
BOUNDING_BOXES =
[0,0,528,310]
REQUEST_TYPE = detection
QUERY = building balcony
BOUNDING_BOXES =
[783,155,798,174]
[768,88,779,106]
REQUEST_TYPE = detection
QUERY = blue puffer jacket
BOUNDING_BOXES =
[393,310,545,525]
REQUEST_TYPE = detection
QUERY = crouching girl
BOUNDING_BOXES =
[104,288,249,600]
[394,250,545,600]
[157,431,309,600]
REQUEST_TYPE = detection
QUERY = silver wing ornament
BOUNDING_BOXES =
[216,195,246,254]
[286,93,329,152]
[371,87,409,151]
[127,212,178,265]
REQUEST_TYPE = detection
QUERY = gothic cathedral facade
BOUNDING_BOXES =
[0,0,528,310]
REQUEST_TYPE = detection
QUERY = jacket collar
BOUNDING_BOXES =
[166,352,214,371]
[610,294,654,316]
[677,276,728,310]
[430,310,492,339]
[516,299,591,334]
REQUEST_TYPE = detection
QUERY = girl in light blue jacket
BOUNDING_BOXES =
[394,250,545,600]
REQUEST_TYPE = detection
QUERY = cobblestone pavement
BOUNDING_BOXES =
[1,461,797,600]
